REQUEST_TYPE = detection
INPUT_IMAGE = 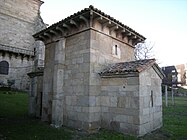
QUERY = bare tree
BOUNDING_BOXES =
[134,42,154,60]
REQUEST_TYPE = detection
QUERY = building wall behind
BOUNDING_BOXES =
[0,0,43,49]
[0,0,46,90]
[176,64,186,85]
[0,54,33,90]
[0,0,42,22]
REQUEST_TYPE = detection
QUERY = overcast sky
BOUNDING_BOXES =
[40,0,187,66]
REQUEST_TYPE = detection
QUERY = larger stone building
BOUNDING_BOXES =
[30,6,164,136]
[0,0,46,90]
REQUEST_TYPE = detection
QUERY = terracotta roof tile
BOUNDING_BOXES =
[99,59,156,76]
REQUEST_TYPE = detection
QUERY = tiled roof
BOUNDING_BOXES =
[99,59,157,76]
[34,5,145,40]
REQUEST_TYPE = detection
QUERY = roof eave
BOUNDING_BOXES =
[152,64,165,79]
[33,5,146,42]
[99,72,139,78]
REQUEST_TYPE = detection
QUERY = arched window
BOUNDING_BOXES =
[0,61,9,75]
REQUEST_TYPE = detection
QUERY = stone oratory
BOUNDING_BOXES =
[29,5,164,136]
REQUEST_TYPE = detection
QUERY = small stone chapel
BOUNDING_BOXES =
[29,5,164,136]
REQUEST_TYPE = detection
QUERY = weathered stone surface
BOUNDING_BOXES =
[100,96,110,106]
[51,99,63,127]
[0,0,46,90]
[28,5,163,137]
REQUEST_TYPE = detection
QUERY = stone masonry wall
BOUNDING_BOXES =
[139,67,162,136]
[0,0,42,22]
[63,31,91,129]
[0,0,46,90]
[88,29,135,130]
[0,0,43,49]
[38,14,146,132]
[41,42,56,122]
[0,54,33,90]
[41,27,136,130]
[100,77,140,135]
[100,67,162,136]
[42,30,91,128]
[29,74,43,117]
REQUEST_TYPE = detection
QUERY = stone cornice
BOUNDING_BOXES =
[0,44,34,60]
[27,70,44,78]
[33,5,146,46]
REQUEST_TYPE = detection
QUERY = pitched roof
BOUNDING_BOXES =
[99,59,164,78]
[33,5,145,41]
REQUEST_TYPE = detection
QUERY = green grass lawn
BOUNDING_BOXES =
[162,96,187,140]
[0,92,73,140]
[0,91,187,140]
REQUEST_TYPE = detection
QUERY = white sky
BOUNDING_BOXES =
[40,0,187,67]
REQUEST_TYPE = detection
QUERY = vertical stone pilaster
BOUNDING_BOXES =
[28,71,43,118]
[51,38,66,127]
[28,77,37,116]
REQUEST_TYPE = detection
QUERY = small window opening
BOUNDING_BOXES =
[34,48,36,55]
[151,90,153,107]
[112,44,121,58]
[115,45,118,55]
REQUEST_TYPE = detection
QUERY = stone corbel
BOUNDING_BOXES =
[129,35,137,40]
[121,29,126,34]
[121,29,128,36]
[44,33,52,39]
[39,35,47,41]
[92,16,103,27]
[132,38,142,46]
[90,10,94,27]
[109,25,118,35]
[9,52,13,59]
[50,30,58,36]
[70,19,79,29]
[121,29,134,41]
[26,55,30,61]
[126,32,132,37]
[116,28,125,38]
[122,31,132,44]
[56,26,65,36]
[79,15,89,27]
[15,53,18,58]
[128,34,138,46]
[31,55,35,60]
[102,20,111,31]
[20,54,26,60]
[63,23,71,34]
[90,10,93,16]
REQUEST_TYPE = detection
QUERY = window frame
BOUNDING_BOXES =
[0,61,9,75]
